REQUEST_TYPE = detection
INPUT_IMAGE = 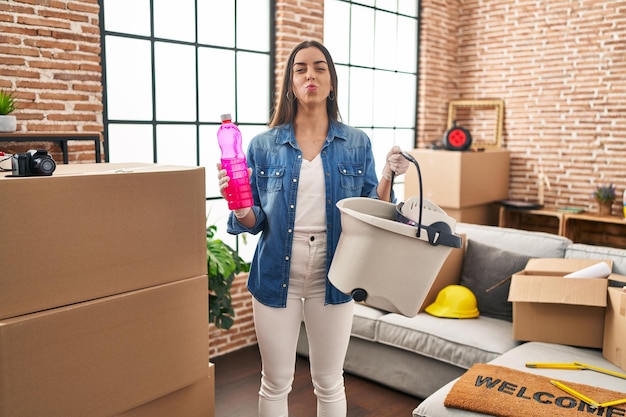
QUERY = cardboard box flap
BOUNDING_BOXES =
[523,258,613,276]
[508,275,608,307]
[603,286,626,372]
[608,273,626,287]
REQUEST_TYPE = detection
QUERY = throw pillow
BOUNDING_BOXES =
[459,240,531,322]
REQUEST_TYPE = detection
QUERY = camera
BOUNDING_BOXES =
[12,149,57,177]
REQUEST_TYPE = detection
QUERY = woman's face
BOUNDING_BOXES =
[291,46,333,107]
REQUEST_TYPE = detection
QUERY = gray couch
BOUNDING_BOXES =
[296,222,626,416]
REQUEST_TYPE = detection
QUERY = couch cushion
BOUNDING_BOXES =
[351,303,387,341]
[565,243,626,275]
[456,223,571,258]
[460,240,531,322]
[376,312,520,370]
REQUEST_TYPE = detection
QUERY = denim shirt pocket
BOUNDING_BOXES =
[338,163,365,191]
[257,165,285,192]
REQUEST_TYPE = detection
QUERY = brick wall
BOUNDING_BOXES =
[417,0,461,145]
[2,0,626,357]
[273,0,325,99]
[420,0,626,213]
[209,273,257,358]
[0,0,102,163]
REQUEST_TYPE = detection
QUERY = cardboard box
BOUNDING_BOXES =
[0,162,207,320]
[508,258,612,348]
[418,234,466,312]
[117,363,215,417]
[603,284,626,372]
[441,203,500,226]
[0,276,208,417]
[404,148,510,208]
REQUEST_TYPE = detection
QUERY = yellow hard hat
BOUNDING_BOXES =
[425,285,479,319]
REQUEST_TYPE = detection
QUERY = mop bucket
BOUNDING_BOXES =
[328,153,462,317]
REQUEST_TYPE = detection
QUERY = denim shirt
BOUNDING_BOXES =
[227,121,387,308]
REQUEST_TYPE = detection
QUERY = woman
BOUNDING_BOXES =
[217,40,409,417]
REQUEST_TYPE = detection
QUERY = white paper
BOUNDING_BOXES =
[563,262,611,279]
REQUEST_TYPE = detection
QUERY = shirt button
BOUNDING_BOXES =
[276,172,280,176]
[342,169,347,173]
[282,283,287,288]
[285,256,289,261]
[293,178,297,182]
[290,204,295,209]
[260,170,265,175]
[288,229,293,233]
[298,155,302,159]
[310,236,315,242]
[358,170,362,174]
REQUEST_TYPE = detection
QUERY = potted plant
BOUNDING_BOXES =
[592,183,616,216]
[207,223,249,330]
[0,89,17,133]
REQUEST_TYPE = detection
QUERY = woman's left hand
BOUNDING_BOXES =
[382,146,410,180]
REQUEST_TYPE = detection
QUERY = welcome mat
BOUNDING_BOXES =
[444,363,626,417]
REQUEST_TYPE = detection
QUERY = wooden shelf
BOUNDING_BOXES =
[0,132,102,163]
[499,207,626,249]
[563,213,626,248]
[498,207,564,235]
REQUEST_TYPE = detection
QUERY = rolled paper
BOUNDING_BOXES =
[563,262,611,279]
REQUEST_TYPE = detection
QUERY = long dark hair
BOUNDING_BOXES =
[269,40,340,127]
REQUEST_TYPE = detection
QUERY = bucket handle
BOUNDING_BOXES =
[395,203,462,248]
[390,152,462,248]
[390,152,423,237]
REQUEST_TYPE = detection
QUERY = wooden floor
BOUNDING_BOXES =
[213,344,421,417]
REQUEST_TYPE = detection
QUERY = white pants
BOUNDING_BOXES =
[253,231,354,417]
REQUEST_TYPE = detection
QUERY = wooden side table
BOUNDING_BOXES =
[498,206,565,235]
[0,132,102,163]
[499,206,626,249]
[563,212,626,248]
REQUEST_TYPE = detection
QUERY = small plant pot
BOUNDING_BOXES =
[0,115,17,132]
[598,202,613,216]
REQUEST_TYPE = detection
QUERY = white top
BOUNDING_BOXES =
[294,154,326,233]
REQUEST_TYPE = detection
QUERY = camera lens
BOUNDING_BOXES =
[32,156,56,175]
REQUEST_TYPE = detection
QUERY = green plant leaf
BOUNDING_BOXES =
[207,223,250,330]
[0,90,17,115]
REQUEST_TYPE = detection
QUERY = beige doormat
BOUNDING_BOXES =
[444,363,626,417]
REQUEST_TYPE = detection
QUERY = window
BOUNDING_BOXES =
[100,0,273,259]
[99,1,419,260]
[324,0,419,201]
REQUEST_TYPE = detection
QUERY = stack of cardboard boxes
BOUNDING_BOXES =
[404,148,510,225]
[0,163,213,417]
[508,258,626,372]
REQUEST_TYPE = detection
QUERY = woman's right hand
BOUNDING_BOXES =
[216,163,229,200]
[216,163,253,219]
